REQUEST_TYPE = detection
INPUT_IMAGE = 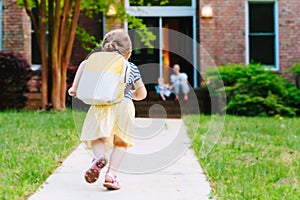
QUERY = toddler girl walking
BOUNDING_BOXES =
[68,29,147,190]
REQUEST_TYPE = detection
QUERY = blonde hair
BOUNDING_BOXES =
[158,77,164,84]
[101,29,132,56]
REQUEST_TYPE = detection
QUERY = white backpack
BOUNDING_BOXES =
[77,52,128,105]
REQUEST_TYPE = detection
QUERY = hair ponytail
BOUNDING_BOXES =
[102,41,119,53]
[101,29,132,56]
[86,29,132,59]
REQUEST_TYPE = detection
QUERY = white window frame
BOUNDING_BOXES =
[124,0,198,87]
[125,0,195,17]
[245,0,280,70]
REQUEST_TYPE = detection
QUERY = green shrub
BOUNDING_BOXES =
[291,62,300,75]
[292,62,300,89]
[205,64,300,116]
[0,52,31,110]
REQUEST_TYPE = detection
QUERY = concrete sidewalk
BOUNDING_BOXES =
[29,118,211,200]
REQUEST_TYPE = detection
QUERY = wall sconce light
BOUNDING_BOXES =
[201,5,213,19]
[106,4,117,17]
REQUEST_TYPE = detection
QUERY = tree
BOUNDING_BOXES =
[18,0,81,110]
[18,0,155,110]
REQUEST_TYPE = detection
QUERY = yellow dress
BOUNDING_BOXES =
[80,98,135,150]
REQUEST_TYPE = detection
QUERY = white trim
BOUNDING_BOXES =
[102,13,106,36]
[31,64,42,71]
[274,1,280,70]
[125,0,196,9]
[159,17,163,77]
[126,7,195,17]
[191,0,196,8]
[192,15,197,88]
[103,13,128,36]
[245,0,279,70]
[124,21,128,33]
[245,1,249,65]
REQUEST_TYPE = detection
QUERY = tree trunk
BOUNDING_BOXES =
[50,0,62,110]
[51,61,62,109]
[40,0,48,109]
[23,0,82,110]
[23,0,48,109]
[60,59,68,109]
[56,0,81,110]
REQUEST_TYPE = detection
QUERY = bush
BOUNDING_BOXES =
[292,62,300,89]
[205,64,300,116]
[292,62,300,75]
[0,52,31,110]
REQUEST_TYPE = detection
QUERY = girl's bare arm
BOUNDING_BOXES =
[68,60,86,96]
[132,79,147,100]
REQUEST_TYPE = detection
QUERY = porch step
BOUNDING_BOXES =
[134,87,212,118]
[134,98,203,118]
[134,100,180,118]
[24,92,42,110]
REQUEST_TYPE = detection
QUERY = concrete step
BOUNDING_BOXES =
[134,99,203,118]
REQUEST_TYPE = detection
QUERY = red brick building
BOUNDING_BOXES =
[200,0,300,79]
[1,0,31,63]
[1,0,300,86]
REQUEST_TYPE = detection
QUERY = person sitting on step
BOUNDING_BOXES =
[169,64,190,101]
[155,77,172,101]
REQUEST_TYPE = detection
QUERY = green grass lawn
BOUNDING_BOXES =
[183,115,300,200]
[1,111,299,199]
[0,110,81,200]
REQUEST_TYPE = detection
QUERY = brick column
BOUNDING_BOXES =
[2,0,31,63]
[278,0,300,80]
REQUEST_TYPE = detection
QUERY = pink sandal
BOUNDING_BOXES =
[103,173,121,190]
[84,156,107,183]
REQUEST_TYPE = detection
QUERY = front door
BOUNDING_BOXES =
[129,17,195,86]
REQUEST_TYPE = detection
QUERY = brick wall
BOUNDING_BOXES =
[278,0,300,74]
[199,0,245,73]
[199,0,300,78]
[2,0,299,78]
[2,0,31,63]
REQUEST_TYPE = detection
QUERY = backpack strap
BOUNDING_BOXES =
[124,61,132,95]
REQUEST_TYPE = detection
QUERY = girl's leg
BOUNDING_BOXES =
[107,146,127,175]
[160,92,166,100]
[85,138,107,183]
[91,138,105,158]
[103,135,127,190]
[107,135,127,175]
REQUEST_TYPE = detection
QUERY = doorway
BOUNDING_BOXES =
[129,17,195,86]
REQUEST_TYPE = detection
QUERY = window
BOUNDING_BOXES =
[129,0,191,6]
[247,1,278,69]
[31,28,49,67]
